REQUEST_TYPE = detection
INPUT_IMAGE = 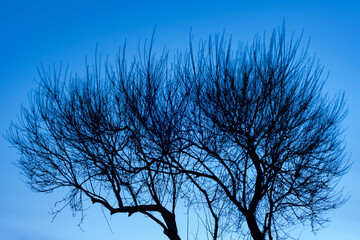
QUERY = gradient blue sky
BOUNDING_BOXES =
[1,1,359,239]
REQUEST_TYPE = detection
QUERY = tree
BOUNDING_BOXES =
[7,41,188,240]
[178,29,350,239]
[7,27,349,240]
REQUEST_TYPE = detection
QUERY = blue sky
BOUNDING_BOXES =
[0,0,359,239]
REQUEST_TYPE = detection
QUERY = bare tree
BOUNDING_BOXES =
[7,40,189,240]
[179,28,350,240]
[7,27,349,240]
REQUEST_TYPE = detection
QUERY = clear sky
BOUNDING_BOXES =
[0,1,359,239]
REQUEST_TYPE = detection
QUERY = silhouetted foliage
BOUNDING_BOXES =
[7,27,349,240]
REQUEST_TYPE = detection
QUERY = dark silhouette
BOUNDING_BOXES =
[179,28,350,240]
[7,41,185,240]
[7,27,349,240]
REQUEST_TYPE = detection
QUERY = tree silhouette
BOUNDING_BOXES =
[179,29,350,239]
[7,41,187,240]
[7,28,349,240]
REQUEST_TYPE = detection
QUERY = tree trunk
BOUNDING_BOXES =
[164,229,181,240]
[161,210,181,240]
[245,212,265,240]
